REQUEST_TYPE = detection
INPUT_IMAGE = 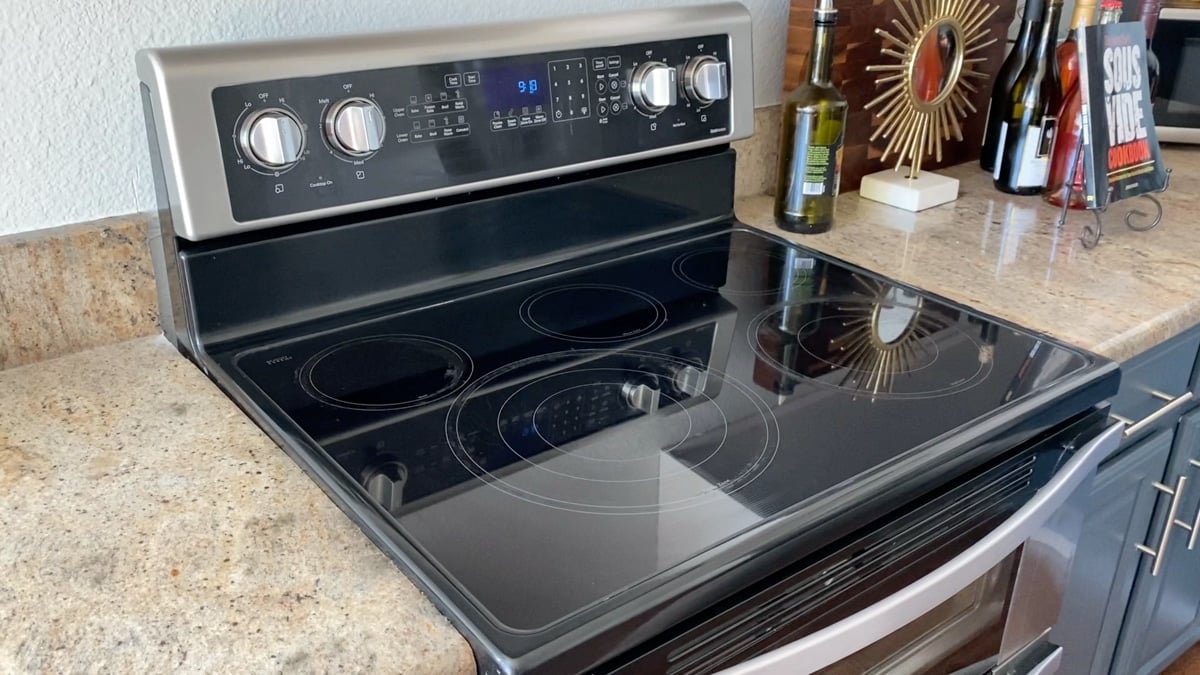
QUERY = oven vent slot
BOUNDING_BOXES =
[664,454,1039,675]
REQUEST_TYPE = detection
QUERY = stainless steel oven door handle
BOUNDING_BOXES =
[1111,390,1194,438]
[715,421,1125,675]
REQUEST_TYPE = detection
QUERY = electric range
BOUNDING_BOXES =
[137,5,1119,673]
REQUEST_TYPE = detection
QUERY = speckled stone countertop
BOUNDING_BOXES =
[737,146,1200,362]
[0,336,473,674]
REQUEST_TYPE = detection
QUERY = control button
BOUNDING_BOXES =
[325,98,386,157]
[592,57,607,71]
[683,55,730,104]
[609,102,622,115]
[607,55,621,68]
[504,116,519,129]
[407,104,422,116]
[239,108,305,169]
[422,103,438,115]
[598,102,609,116]
[490,119,505,132]
[518,114,535,127]
[444,73,462,88]
[453,124,471,136]
[452,99,468,112]
[532,112,548,124]
[630,61,678,115]
[411,129,428,142]
[463,71,480,86]
[609,79,620,92]
[596,80,607,94]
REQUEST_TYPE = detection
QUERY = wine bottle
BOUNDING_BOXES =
[994,0,1064,195]
[1056,0,1097,96]
[1139,0,1163,100]
[774,0,848,234]
[1044,0,1122,208]
[980,0,1046,173]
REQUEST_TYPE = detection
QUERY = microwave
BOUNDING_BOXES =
[1151,3,1200,142]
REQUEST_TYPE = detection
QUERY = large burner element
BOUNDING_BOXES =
[751,276,992,400]
[300,335,472,411]
[673,247,789,297]
[443,349,778,516]
[520,284,668,343]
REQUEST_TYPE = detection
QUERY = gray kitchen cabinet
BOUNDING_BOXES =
[1053,428,1174,675]
[1111,409,1200,675]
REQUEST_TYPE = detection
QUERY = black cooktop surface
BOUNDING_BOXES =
[223,228,1098,635]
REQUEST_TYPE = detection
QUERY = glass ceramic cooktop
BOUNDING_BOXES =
[228,228,1092,633]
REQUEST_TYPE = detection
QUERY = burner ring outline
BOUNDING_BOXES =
[519,283,668,343]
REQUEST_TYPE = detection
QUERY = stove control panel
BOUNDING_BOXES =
[211,35,735,223]
[137,4,753,240]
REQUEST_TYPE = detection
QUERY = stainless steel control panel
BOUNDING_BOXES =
[138,3,754,240]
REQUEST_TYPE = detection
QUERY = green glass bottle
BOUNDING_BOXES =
[994,0,1064,195]
[774,0,848,234]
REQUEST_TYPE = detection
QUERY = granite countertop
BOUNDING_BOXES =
[737,146,1200,362]
[0,336,473,674]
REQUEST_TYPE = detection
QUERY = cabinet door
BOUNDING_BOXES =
[1052,429,1173,675]
[1113,410,1200,675]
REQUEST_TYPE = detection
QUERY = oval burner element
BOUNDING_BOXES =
[520,284,667,343]
[300,335,473,411]
[672,247,788,296]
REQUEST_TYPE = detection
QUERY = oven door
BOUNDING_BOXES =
[713,421,1124,675]
[1152,8,1200,143]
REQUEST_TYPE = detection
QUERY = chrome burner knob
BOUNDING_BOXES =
[326,97,386,157]
[683,55,729,104]
[630,61,678,115]
[622,380,662,414]
[239,108,305,169]
[362,461,408,514]
[671,365,709,397]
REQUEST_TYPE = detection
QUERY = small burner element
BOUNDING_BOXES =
[445,350,778,515]
[672,247,788,296]
[749,277,992,399]
[520,284,667,343]
[300,334,472,410]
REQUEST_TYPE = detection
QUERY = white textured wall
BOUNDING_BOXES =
[0,0,787,236]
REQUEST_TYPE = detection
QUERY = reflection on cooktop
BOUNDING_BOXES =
[751,274,993,400]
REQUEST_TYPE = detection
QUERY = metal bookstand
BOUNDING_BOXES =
[1053,142,1171,249]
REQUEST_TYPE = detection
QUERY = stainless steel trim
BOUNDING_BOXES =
[1156,126,1200,144]
[1136,475,1188,576]
[136,3,754,241]
[1121,390,1194,438]
[715,422,1125,675]
[1026,645,1064,675]
[1161,7,1200,20]
[325,97,386,156]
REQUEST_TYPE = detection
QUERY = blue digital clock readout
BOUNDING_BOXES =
[484,62,550,112]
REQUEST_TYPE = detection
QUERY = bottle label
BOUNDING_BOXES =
[794,141,843,201]
[1001,117,1057,187]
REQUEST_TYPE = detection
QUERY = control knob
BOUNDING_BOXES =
[239,108,305,169]
[683,56,730,105]
[630,61,678,115]
[326,98,386,157]
[622,378,662,414]
[671,364,709,397]
[362,460,408,514]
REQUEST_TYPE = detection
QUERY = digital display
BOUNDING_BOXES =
[484,62,549,113]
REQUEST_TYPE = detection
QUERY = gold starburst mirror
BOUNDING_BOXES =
[865,0,1000,179]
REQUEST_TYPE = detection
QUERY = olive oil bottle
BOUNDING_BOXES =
[774,0,847,234]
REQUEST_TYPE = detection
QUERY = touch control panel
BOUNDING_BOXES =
[212,35,733,223]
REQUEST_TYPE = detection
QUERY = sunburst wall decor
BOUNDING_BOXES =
[864,0,999,179]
